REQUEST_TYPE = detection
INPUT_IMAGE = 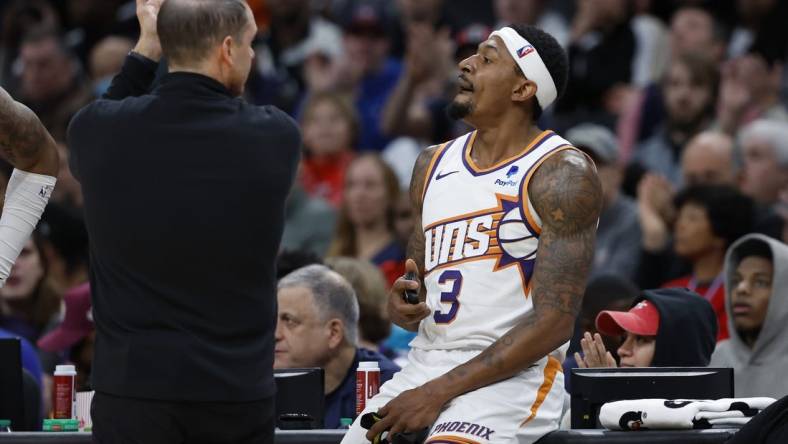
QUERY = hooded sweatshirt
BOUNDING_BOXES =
[638,288,718,367]
[710,234,788,398]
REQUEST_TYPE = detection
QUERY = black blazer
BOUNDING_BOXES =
[67,54,301,402]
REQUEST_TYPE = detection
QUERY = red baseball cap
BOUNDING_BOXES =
[37,283,93,352]
[595,300,660,336]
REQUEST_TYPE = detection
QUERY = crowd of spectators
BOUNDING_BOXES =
[1,0,788,429]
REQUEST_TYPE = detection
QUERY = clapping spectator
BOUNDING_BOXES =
[576,287,717,368]
[638,185,754,340]
[711,234,788,398]
[380,18,454,144]
[635,131,739,286]
[251,0,343,113]
[328,154,405,286]
[334,0,402,151]
[564,274,638,390]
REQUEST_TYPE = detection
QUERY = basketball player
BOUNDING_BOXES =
[0,87,58,287]
[342,25,602,444]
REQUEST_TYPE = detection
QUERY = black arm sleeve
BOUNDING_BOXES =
[102,53,159,100]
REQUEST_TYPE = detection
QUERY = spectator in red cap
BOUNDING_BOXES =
[575,287,717,368]
[37,283,93,391]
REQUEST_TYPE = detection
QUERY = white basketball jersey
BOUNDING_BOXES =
[410,129,575,351]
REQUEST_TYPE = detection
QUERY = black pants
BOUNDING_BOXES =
[91,391,275,444]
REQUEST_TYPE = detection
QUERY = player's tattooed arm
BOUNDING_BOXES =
[0,87,58,176]
[528,149,601,321]
[406,144,440,299]
[422,149,602,400]
[386,145,440,332]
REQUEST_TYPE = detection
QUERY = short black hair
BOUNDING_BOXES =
[508,24,568,121]
[733,238,773,264]
[580,274,639,323]
[674,185,755,248]
[38,203,89,275]
[158,0,249,65]
[276,249,323,281]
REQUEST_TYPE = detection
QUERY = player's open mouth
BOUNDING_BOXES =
[458,76,474,93]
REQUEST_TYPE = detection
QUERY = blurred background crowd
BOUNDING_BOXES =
[0,0,787,425]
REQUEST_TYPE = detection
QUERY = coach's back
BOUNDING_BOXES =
[66,2,300,404]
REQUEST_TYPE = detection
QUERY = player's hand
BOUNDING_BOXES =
[134,0,165,61]
[366,385,443,441]
[388,259,430,331]
[575,332,617,368]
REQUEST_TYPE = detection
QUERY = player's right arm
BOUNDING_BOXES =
[387,145,440,331]
[0,87,58,288]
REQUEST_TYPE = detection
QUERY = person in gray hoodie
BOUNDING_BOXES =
[710,233,788,398]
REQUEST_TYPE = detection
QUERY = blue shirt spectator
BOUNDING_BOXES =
[356,58,402,151]
[325,347,399,428]
[0,328,43,388]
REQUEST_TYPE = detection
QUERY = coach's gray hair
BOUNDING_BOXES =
[739,119,788,167]
[158,0,249,65]
[278,264,360,345]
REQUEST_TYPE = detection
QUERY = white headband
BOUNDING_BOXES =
[489,27,557,110]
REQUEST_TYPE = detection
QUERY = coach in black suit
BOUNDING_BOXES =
[67,1,300,442]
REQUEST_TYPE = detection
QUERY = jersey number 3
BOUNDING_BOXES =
[433,270,463,324]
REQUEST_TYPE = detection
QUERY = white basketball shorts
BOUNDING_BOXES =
[340,347,565,444]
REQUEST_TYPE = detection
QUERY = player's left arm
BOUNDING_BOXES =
[367,149,602,439]
[0,87,58,175]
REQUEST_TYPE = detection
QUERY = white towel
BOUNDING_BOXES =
[695,411,744,420]
[599,397,776,430]
[698,397,774,413]
[708,417,751,426]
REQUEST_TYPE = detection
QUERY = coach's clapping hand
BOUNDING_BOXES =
[366,384,443,442]
[133,0,165,61]
[388,259,431,332]
[575,332,617,368]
